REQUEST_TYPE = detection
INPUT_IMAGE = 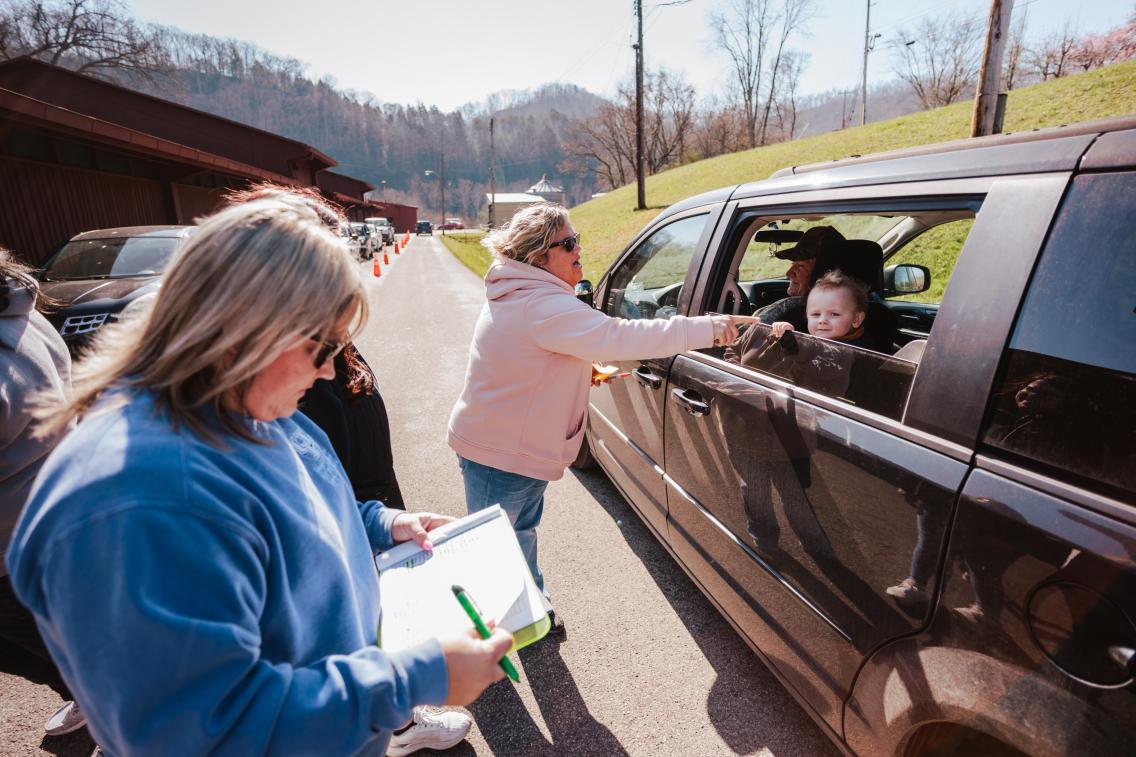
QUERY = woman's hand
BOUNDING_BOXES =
[391,511,454,551]
[710,314,760,347]
[440,626,515,705]
[770,321,795,340]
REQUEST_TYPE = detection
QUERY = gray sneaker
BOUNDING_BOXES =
[386,707,471,757]
[44,700,86,736]
[886,577,929,615]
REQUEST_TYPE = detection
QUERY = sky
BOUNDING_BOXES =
[127,0,1134,112]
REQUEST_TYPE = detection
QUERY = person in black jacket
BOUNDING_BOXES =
[300,344,405,509]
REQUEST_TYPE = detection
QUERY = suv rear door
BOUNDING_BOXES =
[659,173,1072,733]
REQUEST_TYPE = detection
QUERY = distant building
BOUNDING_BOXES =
[526,174,565,206]
[485,173,566,228]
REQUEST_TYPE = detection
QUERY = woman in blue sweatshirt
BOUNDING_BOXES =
[6,196,512,756]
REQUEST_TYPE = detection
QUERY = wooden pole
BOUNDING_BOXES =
[634,0,646,211]
[489,117,496,228]
[971,0,1014,137]
[860,0,871,127]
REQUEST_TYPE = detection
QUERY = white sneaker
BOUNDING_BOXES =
[44,700,87,736]
[387,707,471,756]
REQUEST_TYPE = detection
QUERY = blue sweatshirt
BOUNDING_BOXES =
[6,388,448,756]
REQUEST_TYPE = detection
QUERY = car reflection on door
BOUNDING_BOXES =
[661,344,968,732]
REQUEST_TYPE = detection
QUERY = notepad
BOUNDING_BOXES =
[376,505,551,653]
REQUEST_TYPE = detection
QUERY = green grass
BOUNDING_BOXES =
[566,61,1136,279]
[439,232,492,278]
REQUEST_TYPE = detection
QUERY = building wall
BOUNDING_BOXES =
[0,156,171,265]
[174,184,227,224]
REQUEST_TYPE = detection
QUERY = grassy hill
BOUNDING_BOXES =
[444,61,1136,279]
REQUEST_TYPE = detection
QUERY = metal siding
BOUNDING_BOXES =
[174,184,225,224]
[0,156,170,265]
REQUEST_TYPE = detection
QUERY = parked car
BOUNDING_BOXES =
[348,222,375,259]
[441,218,464,230]
[365,216,395,246]
[415,220,433,236]
[574,118,1136,756]
[37,225,196,355]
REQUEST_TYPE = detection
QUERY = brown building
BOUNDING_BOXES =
[0,57,416,264]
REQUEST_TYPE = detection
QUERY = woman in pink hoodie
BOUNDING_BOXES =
[448,203,749,627]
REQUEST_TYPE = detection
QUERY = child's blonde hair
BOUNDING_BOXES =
[810,270,868,313]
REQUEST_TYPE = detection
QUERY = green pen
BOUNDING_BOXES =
[451,584,520,683]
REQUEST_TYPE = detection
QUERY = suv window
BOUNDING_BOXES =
[981,172,1136,499]
[604,214,708,320]
[705,206,978,422]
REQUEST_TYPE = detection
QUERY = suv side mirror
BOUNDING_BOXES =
[883,264,930,296]
[575,279,594,306]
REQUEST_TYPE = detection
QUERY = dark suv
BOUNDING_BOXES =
[38,225,195,354]
[577,118,1136,755]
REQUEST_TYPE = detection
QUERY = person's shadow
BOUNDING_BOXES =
[467,635,628,756]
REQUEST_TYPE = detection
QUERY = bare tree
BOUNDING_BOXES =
[890,11,985,109]
[560,69,697,190]
[692,97,743,160]
[0,0,167,80]
[1002,5,1030,91]
[772,49,808,141]
[709,0,773,149]
[1026,20,1078,80]
[642,69,696,171]
[758,0,814,145]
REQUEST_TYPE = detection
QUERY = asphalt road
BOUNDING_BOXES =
[0,233,838,756]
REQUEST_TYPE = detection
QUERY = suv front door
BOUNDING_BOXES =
[588,209,719,537]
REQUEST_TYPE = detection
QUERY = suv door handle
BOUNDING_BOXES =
[633,366,663,390]
[671,388,710,416]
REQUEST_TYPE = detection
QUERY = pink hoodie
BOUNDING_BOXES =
[447,256,716,481]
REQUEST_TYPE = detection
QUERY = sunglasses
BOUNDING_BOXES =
[308,334,348,369]
[547,232,582,254]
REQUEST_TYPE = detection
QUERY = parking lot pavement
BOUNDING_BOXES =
[355,235,839,756]
[0,234,835,756]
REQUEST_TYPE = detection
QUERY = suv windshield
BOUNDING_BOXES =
[42,237,181,281]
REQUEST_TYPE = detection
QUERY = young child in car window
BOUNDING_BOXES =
[770,270,877,349]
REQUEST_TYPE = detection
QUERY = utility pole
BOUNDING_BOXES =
[971,0,1014,137]
[860,1,880,126]
[634,0,646,211]
[489,117,497,228]
[440,148,446,236]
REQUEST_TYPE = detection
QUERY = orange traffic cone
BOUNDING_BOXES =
[372,255,381,277]
[394,241,400,255]
[383,250,390,265]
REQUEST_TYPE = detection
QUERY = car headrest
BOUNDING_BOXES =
[811,239,884,293]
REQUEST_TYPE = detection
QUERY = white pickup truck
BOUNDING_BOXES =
[365,217,395,247]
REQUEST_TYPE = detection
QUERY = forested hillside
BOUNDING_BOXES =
[127,28,604,220]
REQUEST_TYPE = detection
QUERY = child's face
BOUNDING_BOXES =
[806,287,865,340]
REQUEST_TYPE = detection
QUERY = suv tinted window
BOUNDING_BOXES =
[982,172,1136,498]
[706,206,978,422]
[604,214,707,320]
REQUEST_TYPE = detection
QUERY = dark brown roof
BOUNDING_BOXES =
[0,57,336,178]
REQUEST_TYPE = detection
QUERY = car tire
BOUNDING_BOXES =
[570,432,597,470]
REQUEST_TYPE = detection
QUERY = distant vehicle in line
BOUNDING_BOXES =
[348,222,376,259]
[37,225,196,355]
[365,216,395,246]
[415,221,434,236]
[441,218,464,230]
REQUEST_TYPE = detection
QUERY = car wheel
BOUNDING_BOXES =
[570,432,597,470]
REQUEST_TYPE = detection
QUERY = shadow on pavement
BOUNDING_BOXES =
[468,636,628,756]
[568,467,838,757]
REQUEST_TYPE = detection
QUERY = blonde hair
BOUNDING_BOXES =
[810,269,868,313]
[38,196,366,445]
[482,203,569,267]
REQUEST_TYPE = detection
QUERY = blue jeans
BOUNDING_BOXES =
[458,456,549,594]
